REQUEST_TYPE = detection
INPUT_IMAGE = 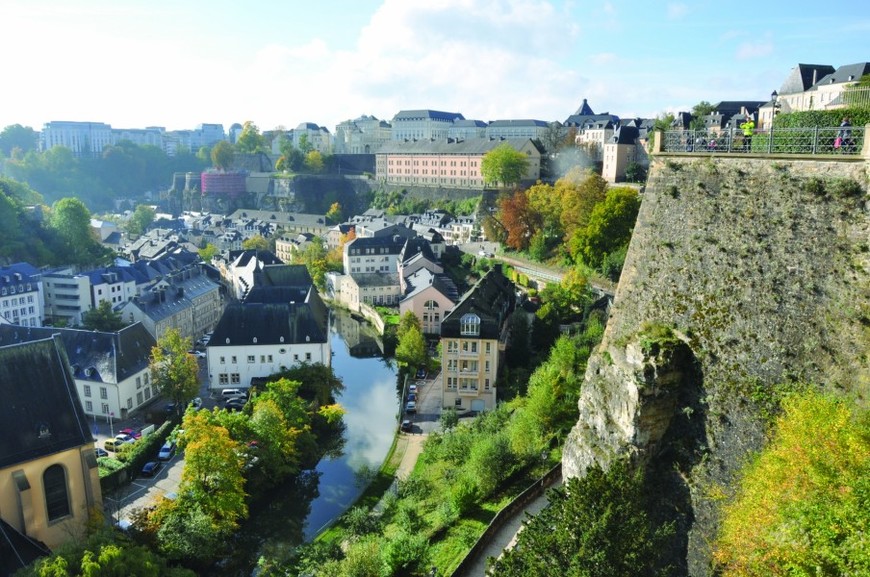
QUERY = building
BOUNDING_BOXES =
[440,267,515,412]
[334,115,393,154]
[0,323,157,421]
[391,109,465,142]
[118,265,221,342]
[399,267,459,335]
[40,121,113,157]
[343,235,407,276]
[485,119,550,141]
[0,263,43,327]
[375,138,542,189]
[448,119,488,141]
[206,265,329,393]
[0,336,102,564]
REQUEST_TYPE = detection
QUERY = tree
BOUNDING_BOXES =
[211,140,234,170]
[498,188,541,251]
[125,204,155,236]
[297,133,313,154]
[325,202,343,224]
[235,121,266,154]
[689,101,717,131]
[397,310,422,342]
[304,150,324,173]
[714,392,870,576]
[149,328,200,413]
[0,123,38,156]
[198,242,218,263]
[559,167,608,242]
[242,234,270,252]
[481,143,530,188]
[49,197,110,267]
[490,459,674,577]
[570,186,640,268]
[395,323,427,370]
[82,300,126,332]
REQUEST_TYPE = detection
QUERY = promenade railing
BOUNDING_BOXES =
[662,126,864,156]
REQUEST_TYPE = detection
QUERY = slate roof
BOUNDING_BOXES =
[574,98,596,116]
[0,323,155,386]
[440,267,515,340]
[0,518,50,577]
[376,137,537,155]
[487,119,549,128]
[0,263,40,287]
[254,264,315,288]
[610,125,640,144]
[347,235,407,255]
[393,110,465,122]
[0,336,92,469]
[209,301,327,348]
[355,272,400,288]
[402,268,459,303]
[452,119,488,128]
[778,63,836,94]
[813,62,870,87]
[401,237,438,263]
[129,272,220,323]
[226,209,327,228]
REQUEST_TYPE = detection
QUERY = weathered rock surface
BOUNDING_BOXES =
[563,155,869,575]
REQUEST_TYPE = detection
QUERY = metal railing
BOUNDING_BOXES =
[662,126,864,156]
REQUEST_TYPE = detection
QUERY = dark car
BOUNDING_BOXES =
[415,368,427,380]
[225,398,246,411]
[407,393,417,402]
[405,401,417,414]
[118,427,142,439]
[95,447,109,458]
[400,420,413,433]
[141,461,162,477]
[158,441,176,461]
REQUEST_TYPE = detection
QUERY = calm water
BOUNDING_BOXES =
[218,309,399,575]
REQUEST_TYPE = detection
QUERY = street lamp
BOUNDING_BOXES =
[768,90,779,153]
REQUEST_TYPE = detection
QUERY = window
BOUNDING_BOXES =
[247,355,255,363]
[101,403,109,414]
[100,387,107,400]
[136,392,143,405]
[231,373,241,385]
[485,379,491,391]
[485,342,491,354]
[85,400,93,412]
[136,376,141,389]
[144,373,149,385]
[267,355,273,362]
[455,398,462,407]
[219,374,229,385]
[83,385,91,397]
[485,361,490,372]
[127,398,133,409]
[305,352,312,361]
[231,356,237,364]
[460,313,480,336]
[43,465,70,522]
[220,356,226,364]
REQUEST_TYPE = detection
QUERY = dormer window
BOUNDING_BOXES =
[460,313,480,336]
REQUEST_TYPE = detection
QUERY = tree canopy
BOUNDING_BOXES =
[481,143,530,188]
[235,121,266,154]
[0,123,38,157]
[149,328,200,413]
[82,300,127,332]
[211,140,234,170]
[125,204,156,237]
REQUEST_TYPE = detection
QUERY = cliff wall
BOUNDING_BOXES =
[562,155,869,575]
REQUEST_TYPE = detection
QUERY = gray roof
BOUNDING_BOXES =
[227,209,327,228]
[130,273,220,323]
[393,110,465,122]
[209,301,327,347]
[441,267,515,339]
[0,336,92,469]
[355,272,400,288]
[779,63,836,94]
[574,98,596,116]
[813,62,870,88]
[0,323,155,385]
[487,119,549,128]
[376,137,536,155]
[402,268,459,303]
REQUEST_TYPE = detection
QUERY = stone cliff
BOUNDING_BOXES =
[562,155,869,575]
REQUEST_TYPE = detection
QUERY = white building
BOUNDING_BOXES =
[40,121,113,157]
[0,263,43,328]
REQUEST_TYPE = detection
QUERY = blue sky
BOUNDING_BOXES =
[2,0,867,133]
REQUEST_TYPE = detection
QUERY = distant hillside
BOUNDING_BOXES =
[562,155,868,575]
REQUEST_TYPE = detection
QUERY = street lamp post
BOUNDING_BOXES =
[768,90,779,153]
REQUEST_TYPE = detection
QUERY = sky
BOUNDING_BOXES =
[2,0,868,134]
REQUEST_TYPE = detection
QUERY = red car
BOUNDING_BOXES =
[118,428,142,440]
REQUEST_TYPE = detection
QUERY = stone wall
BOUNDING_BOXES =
[562,155,869,575]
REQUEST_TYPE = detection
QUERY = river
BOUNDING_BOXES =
[217,308,399,575]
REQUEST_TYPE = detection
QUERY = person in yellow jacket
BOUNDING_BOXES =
[740,117,755,151]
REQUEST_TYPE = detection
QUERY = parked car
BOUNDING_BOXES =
[407,393,417,402]
[408,384,418,394]
[189,397,203,409]
[118,428,141,439]
[188,350,207,358]
[158,441,176,461]
[221,388,246,400]
[103,439,120,452]
[225,398,246,411]
[141,461,162,477]
[405,401,417,414]
[400,420,413,433]
[95,447,109,458]
[415,368,427,380]
[115,433,135,444]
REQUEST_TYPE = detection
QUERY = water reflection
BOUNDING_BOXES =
[216,309,398,575]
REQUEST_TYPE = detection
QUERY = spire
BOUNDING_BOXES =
[574,98,595,116]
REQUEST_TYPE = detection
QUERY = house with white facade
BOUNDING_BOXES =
[206,265,329,393]
[391,110,465,142]
[399,267,459,335]
[0,263,43,328]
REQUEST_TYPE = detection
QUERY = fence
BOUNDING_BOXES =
[662,126,865,156]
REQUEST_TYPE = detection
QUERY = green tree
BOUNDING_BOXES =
[689,101,716,131]
[490,459,674,577]
[236,121,266,154]
[198,242,218,263]
[714,392,870,576]
[0,123,38,157]
[395,322,427,370]
[481,143,530,188]
[325,202,343,224]
[440,406,459,431]
[297,133,313,154]
[81,300,126,332]
[149,328,200,413]
[125,204,156,237]
[242,234,271,251]
[211,140,234,170]
[571,186,640,269]
[49,197,110,266]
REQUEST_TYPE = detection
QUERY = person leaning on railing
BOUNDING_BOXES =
[836,118,852,152]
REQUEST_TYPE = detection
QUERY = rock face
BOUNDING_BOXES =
[563,156,869,575]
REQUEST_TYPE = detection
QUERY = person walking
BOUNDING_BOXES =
[836,117,852,152]
[740,116,755,152]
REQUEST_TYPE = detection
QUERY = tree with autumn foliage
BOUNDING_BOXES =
[481,143,529,188]
[558,168,608,243]
[498,188,542,251]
